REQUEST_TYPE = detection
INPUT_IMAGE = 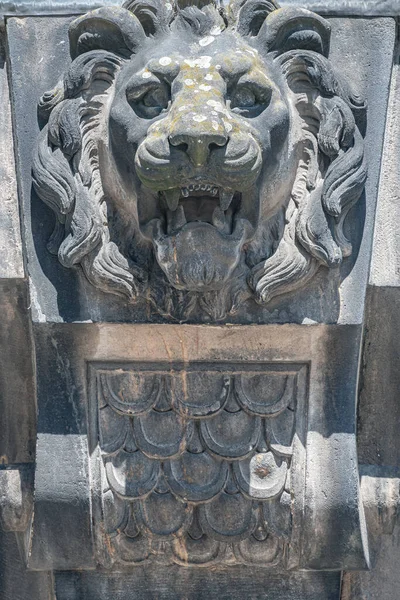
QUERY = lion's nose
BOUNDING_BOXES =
[169,129,228,168]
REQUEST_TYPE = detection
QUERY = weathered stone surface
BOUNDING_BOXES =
[329,17,395,324]
[1,0,400,17]
[1,2,399,599]
[0,465,33,532]
[0,30,23,280]
[0,281,35,465]
[0,530,52,600]
[369,44,400,290]
[26,322,368,577]
[0,28,35,468]
[281,0,400,16]
[55,568,342,600]
[89,362,302,568]
[339,38,400,599]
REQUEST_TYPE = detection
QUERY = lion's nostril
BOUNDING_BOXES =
[173,142,188,154]
[209,142,224,153]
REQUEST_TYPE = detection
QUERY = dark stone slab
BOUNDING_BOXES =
[0,530,52,600]
[358,286,400,467]
[341,286,400,598]
[54,568,341,600]
[0,280,35,465]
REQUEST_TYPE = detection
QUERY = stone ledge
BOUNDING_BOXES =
[0,0,399,17]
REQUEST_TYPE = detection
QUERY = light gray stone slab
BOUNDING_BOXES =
[280,0,400,16]
[6,16,79,324]
[369,46,400,288]
[28,433,94,570]
[329,17,396,323]
[0,29,23,280]
[1,0,400,17]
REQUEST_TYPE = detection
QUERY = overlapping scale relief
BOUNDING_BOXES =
[93,366,301,568]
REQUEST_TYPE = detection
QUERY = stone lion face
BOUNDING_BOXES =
[103,31,294,292]
[33,0,366,321]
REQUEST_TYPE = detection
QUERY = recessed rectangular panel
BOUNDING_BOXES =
[88,361,308,570]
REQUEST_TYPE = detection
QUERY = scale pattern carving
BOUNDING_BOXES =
[90,364,305,567]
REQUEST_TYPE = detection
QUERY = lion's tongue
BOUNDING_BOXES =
[153,221,248,292]
[166,205,232,235]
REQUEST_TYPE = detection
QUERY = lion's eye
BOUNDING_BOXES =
[127,82,171,119]
[232,87,256,108]
[143,87,169,109]
[229,82,272,118]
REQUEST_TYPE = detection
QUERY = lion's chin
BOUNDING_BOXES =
[151,220,251,292]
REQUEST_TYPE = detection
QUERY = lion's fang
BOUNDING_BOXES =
[212,206,226,230]
[181,187,189,197]
[220,190,234,211]
[167,205,186,233]
[164,189,180,211]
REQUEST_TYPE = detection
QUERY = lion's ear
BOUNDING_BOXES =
[69,7,146,60]
[258,7,331,56]
[235,0,279,37]
[124,0,172,36]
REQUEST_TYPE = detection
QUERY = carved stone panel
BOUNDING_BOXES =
[31,0,367,323]
[88,362,307,568]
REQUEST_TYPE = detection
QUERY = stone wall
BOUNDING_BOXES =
[0,2,399,599]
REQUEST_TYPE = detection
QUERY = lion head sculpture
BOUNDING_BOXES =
[33,0,366,321]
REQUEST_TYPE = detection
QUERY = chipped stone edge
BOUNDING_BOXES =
[0,0,400,17]
[0,0,121,17]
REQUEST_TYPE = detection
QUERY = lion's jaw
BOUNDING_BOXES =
[149,218,252,292]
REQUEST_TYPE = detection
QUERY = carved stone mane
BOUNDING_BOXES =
[32,0,366,321]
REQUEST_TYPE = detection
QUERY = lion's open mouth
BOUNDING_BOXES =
[160,184,241,236]
[141,182,254,292]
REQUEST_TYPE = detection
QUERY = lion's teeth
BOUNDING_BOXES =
[167,205,186,234]
[200,184,207,191]
[212,187,218,196]
[181,187,189,198]
[212,206,226,230]
[164,189,180,211]
[189,184,194,192]
[194,184,200,191]
[220,190,234,210]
